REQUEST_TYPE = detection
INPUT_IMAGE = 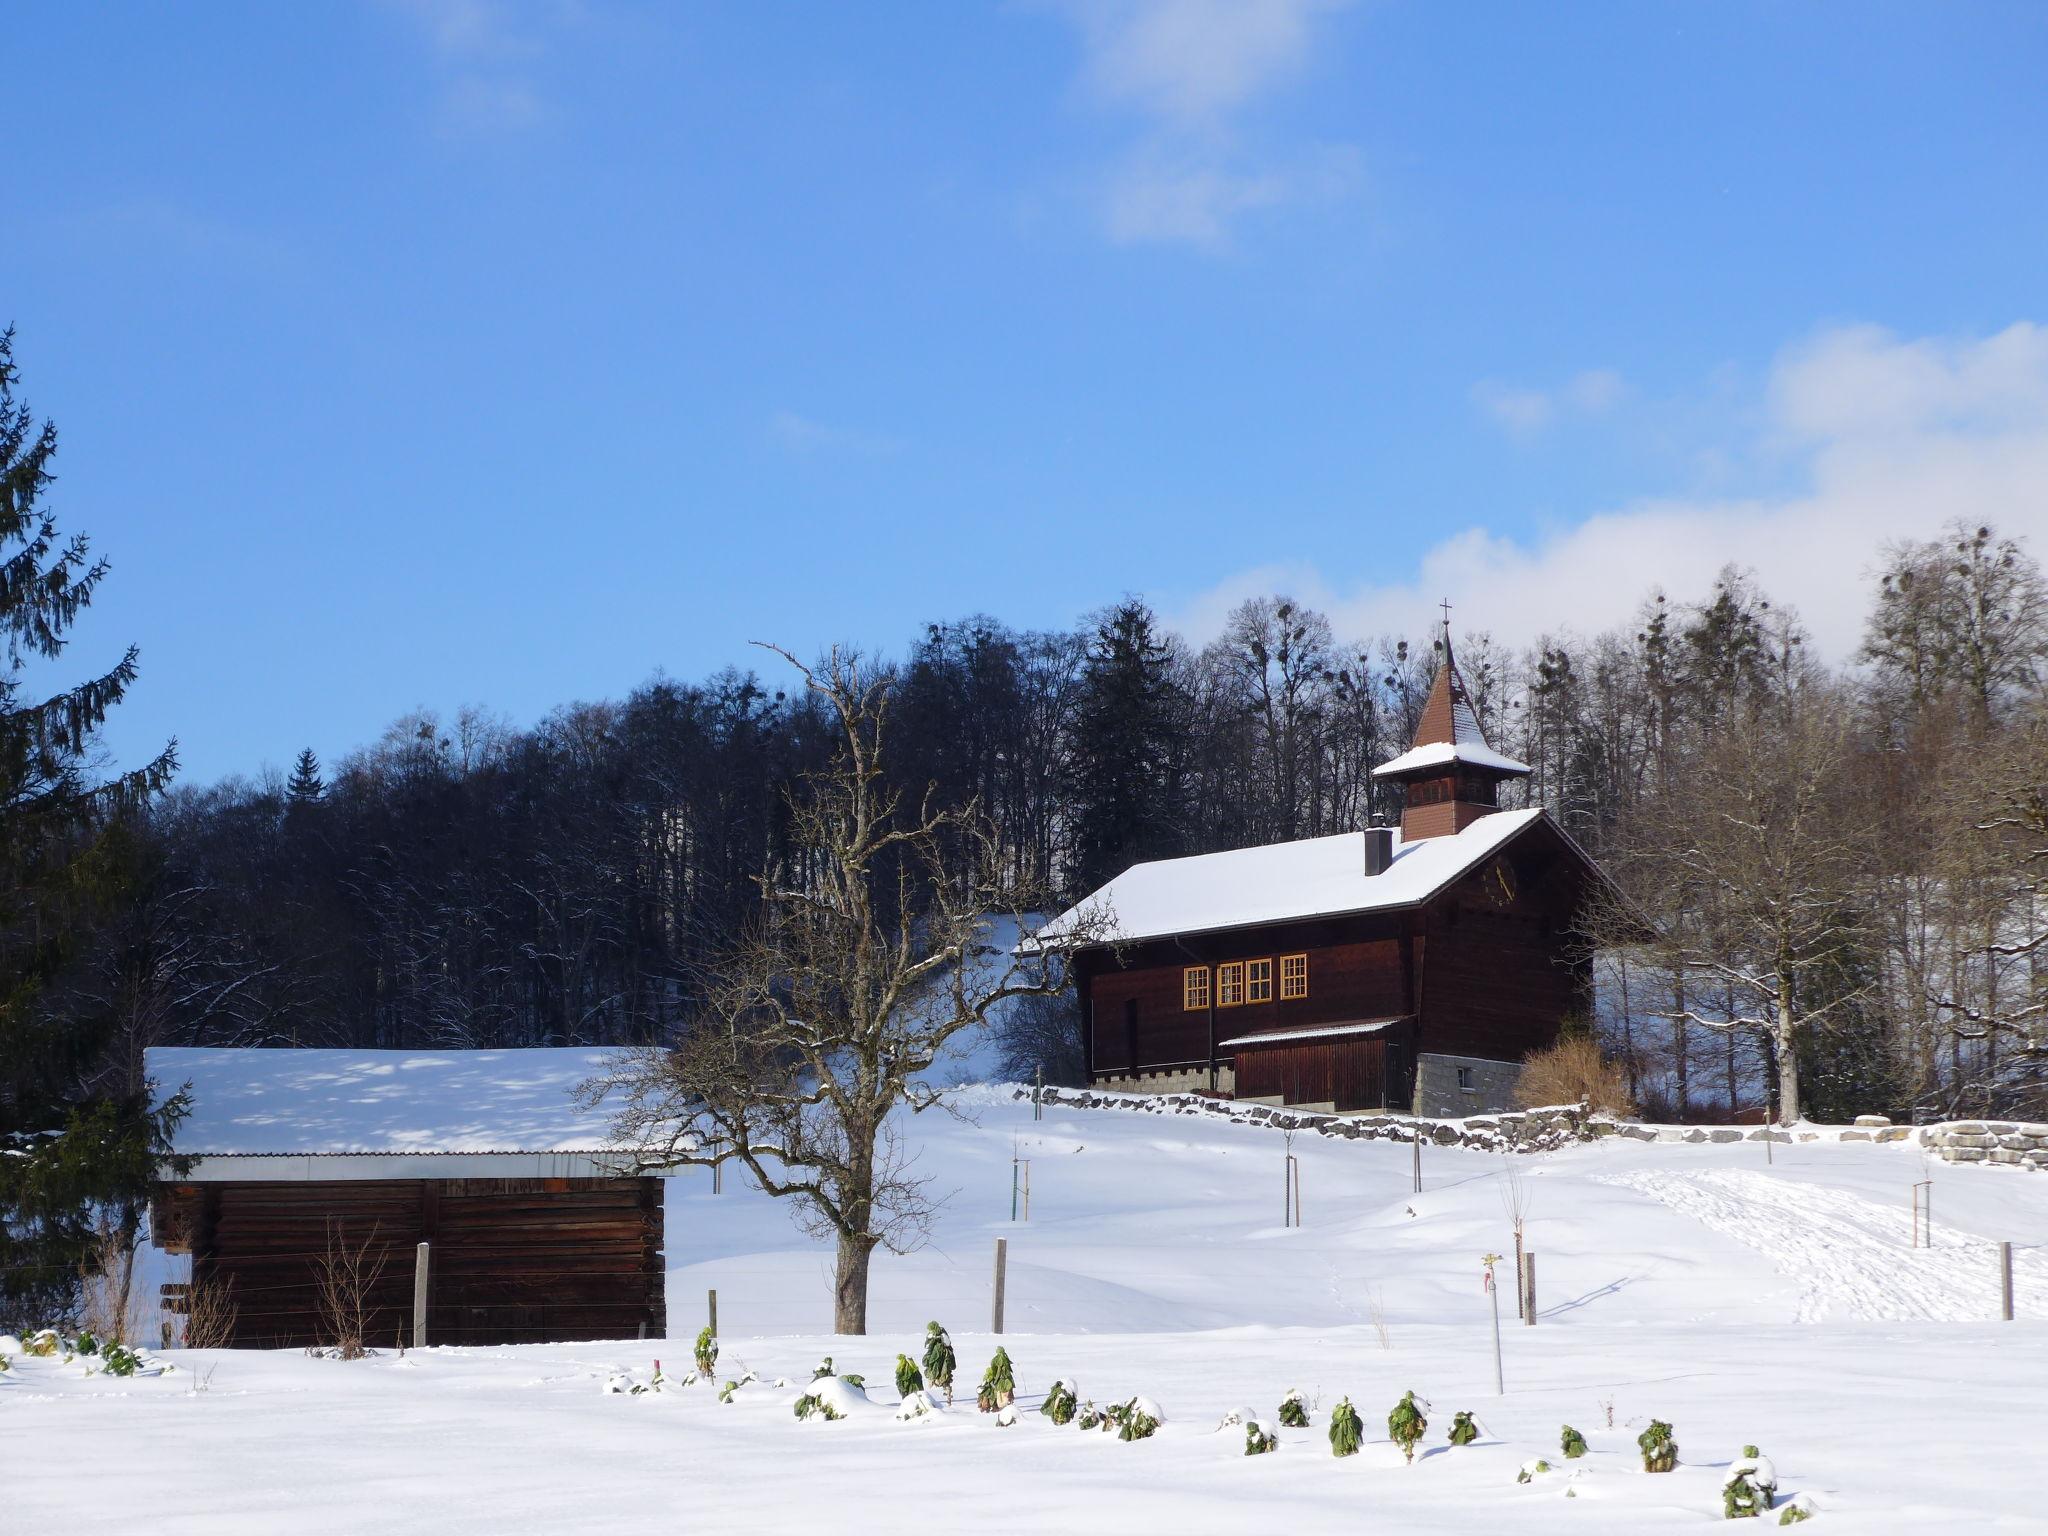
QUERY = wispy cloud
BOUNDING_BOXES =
[1042,0,1356,248]
[768,411,906,460]
[386,0,569,136]
[1472,368,1627,438]
[1172,322,2048,660]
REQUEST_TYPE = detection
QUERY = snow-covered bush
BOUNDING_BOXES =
[1042,1378,1078,1426]
[1277,1389,1309,1429]
[1777,1497,1814,1524]
[25,1329,62,1359]
[995,1403,1019,1427]
[793,1391,842,1422]
[718,1371,758,1403]
[1449,1411,1479,1446]
[1244,1421,1278,1456]
[895,1388,945,1421]
[1077,1400,1103,1431]
[0,1332,23,1358]
[840,1373,866,1389]
[603,1371,634,1395]
[811,1355,835,1381]
[1639,1419,1678,1473]
[96,1343,146,1378]
[923,1321,956,1404]
[895,1354,924,1399]
[977,1347,1015,1412]
[1560,1425,1587,1459]
[1328,1397,1363,1458]
[694,1327,718,1377]
[1518,1458,1551,1484]
[1116,1395,1163,1441]
[1387,1391,1428,1463]
[1723,1446,1778,1519]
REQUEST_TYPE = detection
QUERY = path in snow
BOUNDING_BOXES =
[1595,1167,2048,1322]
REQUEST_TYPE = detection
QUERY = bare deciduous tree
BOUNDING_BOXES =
[587,647,1104,1334]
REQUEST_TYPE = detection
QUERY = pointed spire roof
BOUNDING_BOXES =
[1372,626,1531,780]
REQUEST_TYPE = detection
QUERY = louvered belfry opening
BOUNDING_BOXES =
[1370,625,1532,841]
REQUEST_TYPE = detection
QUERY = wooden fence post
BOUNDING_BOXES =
[709,1288,718,1338]
[1999,1242,2014,1322]
[992,1238,1008,1335]
[1521,1251,1536,1326]
[413,1241,430,1349]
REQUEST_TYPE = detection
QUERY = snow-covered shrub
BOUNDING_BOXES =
[1639,1419,1678,1473]
[718,1370,758,1403]
[793,1391,842,1422]
[1116,1395,1163,1442]
[841,1373,866,1389]
[1277,1389,1310,1429]
[923,1321,956,1404]
[694,1327,718,1378]
[1518,1458,1552,1484]
[1328,1397,1363,1458]
[1042,1378,1078,1426]
[995,1403,1019,1428]
[1387,1391,1428,1463]
[0,1333,23,1358]
[1561,1425,1588,1459]
[603,1371,633,1395]
[25,1329,62,1358]
[977,1347,1015,1412]
[811,1355,835,1381]
[1077,1400,1103,1431]
[1244,1421,1278,1456]
[895,1354,924,1399]
[895,1388,945,1421]
[1449,1411,1479,1446]
[96,1343,145,1378]
[1723,1446,1778,1519]
[1777,1497,1814,1524]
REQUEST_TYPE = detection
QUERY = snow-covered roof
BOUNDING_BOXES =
[1040,808,1544,947]
[1372,738,1532,778]
[1218,1017,1406,1048]
[146,1047,638,1157]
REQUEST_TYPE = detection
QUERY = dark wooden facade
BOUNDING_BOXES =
[1074,815,1593,1109]
[153,1174,665,1349]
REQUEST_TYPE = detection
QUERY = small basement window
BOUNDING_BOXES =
[1183,966,1210,1011]
[1456,1066,1475,1092]
[1216,961,1245,1007]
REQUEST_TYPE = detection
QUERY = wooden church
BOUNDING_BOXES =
[1045,632,1606,1116]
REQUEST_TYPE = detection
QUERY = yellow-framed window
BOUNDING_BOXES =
[1246,957,1273,1003]
[1182,966,1211,1011]
[1279,952,1309,1000]
[1216,960,1246,1007]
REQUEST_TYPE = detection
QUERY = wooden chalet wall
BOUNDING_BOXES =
[154,1175,664,1349]
[1076,911,1417,1079]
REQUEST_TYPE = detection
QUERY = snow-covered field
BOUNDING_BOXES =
[8,1089,2048,1533]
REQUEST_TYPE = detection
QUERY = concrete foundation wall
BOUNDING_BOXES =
[1092,1065,1235,1097]
[1413,1052,1522,1117]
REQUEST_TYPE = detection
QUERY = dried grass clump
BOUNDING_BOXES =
[1516,1035,1637,1117]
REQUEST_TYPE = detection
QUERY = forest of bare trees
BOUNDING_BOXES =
[64,521,2048,1124]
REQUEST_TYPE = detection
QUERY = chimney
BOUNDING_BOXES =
[1364,826,1394,878]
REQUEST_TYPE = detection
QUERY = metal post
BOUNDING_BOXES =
[992,1238,1008,1335]
[1011,1157,1019,1222]
[1514,1231,1525,1321]
[713,1156,723,1195]
[708,1288,718,1339]
[2000,1242,2014,1322]
[1483,1253,1504,1395]
[1034,1065,1043,1121]
[1522,1251,1536,1326]
[1412,1126,1422,1193]
[1021,1161,1030,1222]
[413,1241,430,1349]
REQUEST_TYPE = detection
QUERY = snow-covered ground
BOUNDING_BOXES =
[8,1088,2047,1533]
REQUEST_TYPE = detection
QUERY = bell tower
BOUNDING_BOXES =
[1371,617,1530,841]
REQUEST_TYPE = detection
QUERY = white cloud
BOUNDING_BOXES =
[1173,323,2048,661]
[1042,0,1356,247]
[768,412,905,459]
[387,0,570,136]
[1473,367,1627,438]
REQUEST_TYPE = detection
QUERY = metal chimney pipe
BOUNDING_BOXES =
[1364,825,1394,878]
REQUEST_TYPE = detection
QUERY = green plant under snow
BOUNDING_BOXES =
[1388,1391,1428,1463]
[1328,1397,1363,1458]
[1639,1419,1678,1474]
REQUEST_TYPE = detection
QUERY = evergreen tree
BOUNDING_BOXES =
[285,747,324,805]
[1064,600,1184,897]
[0,329,182,1328]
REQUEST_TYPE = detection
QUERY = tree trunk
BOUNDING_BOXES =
[1775,996,1801,1125]
[832,1230,876,1335]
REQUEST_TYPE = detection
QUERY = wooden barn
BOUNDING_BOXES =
[1044,634,1609,1116]
[147,1048,667,1349]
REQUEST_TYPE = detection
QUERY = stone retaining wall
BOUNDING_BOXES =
[1018,1085,2048,1170]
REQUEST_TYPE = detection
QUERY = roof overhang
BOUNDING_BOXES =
[1220,1017,1409,1049]
[158,1151,667,1183]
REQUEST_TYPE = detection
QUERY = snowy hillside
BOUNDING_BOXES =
[8,1089,2048,1534]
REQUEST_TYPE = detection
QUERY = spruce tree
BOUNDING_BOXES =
[0,330,182,1329]
[1064,600,1185,896]
[285,747,324,806]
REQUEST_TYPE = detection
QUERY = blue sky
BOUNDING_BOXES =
[8,1,2046,782]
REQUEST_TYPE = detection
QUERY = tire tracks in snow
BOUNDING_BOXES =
[1596,1167,2048,1322]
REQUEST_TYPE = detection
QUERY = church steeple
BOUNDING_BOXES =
[1371,616,1530,840]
